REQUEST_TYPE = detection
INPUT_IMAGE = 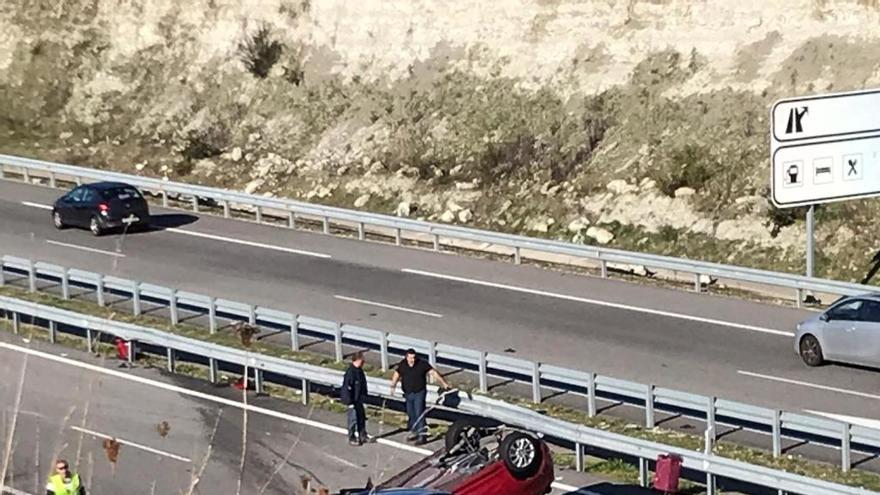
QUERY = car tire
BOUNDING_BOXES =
[799,334,824,367]
[52,210,66,230]
[444,419,485,454]
[89,216,104,236]
[499,432,542,479]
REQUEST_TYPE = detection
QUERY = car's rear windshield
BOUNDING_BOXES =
[101,187,142,200]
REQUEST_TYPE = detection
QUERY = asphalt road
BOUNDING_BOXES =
[1,179,879,425]
[0,331,640,495]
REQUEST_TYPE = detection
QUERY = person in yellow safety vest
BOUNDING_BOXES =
[46,459,85,495]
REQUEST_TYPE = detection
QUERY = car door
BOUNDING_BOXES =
[851,300,880,367]
[821,299,863,361]
[63,187,87,226]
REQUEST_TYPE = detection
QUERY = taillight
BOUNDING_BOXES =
[98,203,109,212]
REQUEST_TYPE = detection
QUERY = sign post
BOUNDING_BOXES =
[771,88,880,281]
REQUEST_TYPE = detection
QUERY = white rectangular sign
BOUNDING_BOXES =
[771,88,880,207]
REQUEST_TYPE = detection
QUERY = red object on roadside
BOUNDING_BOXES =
[653,453,682,493]
[114,338,129,361]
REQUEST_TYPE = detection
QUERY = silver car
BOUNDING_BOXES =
[795,294,880,367]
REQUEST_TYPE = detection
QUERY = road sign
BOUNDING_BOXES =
[771,88,880,207]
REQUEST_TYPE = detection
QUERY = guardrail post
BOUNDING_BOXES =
[587,372,597,417]
[772,410,781,458]
[842,422,851,472]
[638,458,649,487]
[380,331,389,372]
[706,472,715,495]
[290,315,300,351]
[0,261,5,286]
[169,289,179,325]
[428,341,437,375]
[132,280,142,316]
[433,234,440,251]
[255,206,262,223]
[301,379,310,405]
[707,396,716,440]
[191,196,199,212]
[796,288,803,308]
[255,369,264,395]
[645,384,655,428]
[514,246,521,264]
[23,167,30,183]
[161,191,169,207]
[61,268,70,300]
[532,362,542,404]
[0,163,4,179]
[694,273,701,293]
[49,172,56,188]
[12,312,20,334]
[248,305,257,326]
[322,217,330,234]
[209,358,219,383]
[288,211,296,228]
[85,328,93,353]
[333,323,343,362]
[75,176,82,186]
[223,201,230,218]
[600,260,608,278]
[28,259,36,292]
[358,222,365,240]
[96,276,105,306]
[574,443,584,472]
[478,352,488,393]
[49,320,57,343]
[166,348,175,372]
[394,228,402,246]
[208,297,217,334]
[127,340,135,364]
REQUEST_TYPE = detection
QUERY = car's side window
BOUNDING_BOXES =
[83,189,99,204]
[860,301,880,323]
[68,187,85,203]
[827,300,863,321]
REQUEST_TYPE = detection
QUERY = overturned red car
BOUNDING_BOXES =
[338,418,555,495]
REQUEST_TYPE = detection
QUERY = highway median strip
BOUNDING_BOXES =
[1,284,879,491]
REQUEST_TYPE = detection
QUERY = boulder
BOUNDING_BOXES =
[458,209,473,223]
[567,217,591,233]
[586,226,614,244]
[354,194,371,208]
[674,187,696,198]
[440,210,456,222]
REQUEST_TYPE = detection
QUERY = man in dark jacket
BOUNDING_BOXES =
[341,351,370,445]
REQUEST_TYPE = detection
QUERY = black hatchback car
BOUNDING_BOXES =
[52,182,151,236]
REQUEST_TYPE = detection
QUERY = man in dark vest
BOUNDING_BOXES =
[389,348,451,445]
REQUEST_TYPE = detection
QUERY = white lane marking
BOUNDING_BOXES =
[46,240,125,258]
[164,228,331,259]
[21,201,52,210]
[0,343,582,493]
[738,370,880,401]
[0,342,429,456]
[334,295,443,318]
[321,451,363,470]
[70,425,191,463]
[402,268,793,337]
[803,410,880,430]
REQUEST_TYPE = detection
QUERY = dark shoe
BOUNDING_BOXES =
[349,438,360,446]
[360,434,374,443]
[406,433,419,442]
[414,437,428,446]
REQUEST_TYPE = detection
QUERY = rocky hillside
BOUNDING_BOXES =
[2,0,880,281]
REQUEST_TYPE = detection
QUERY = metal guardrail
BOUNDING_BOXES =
[0,295,876,495]
[1,153,878,306]
[2,254,877,474]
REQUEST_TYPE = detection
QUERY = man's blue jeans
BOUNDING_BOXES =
[404,390,427,438]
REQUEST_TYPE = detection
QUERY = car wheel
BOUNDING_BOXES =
[499,432,542,479]
[89,216,104,236]
[799,334,824,367]
[444,419,485,454]
[52,210,66,229]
